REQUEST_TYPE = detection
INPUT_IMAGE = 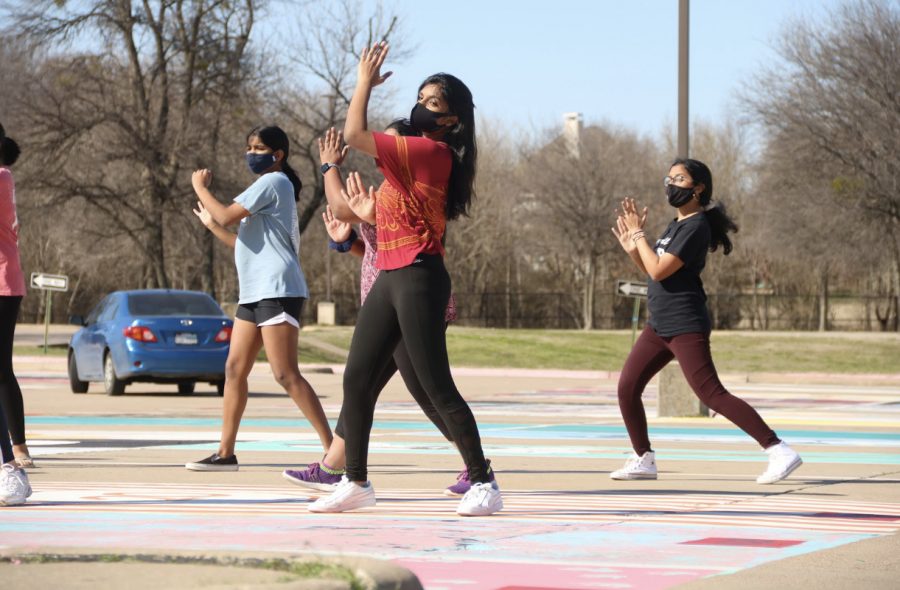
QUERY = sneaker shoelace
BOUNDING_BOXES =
[468,483,492,503]
[625,456,642,470]
[2,471,25,495]
[305,462,322,480]
[455,468,469,482]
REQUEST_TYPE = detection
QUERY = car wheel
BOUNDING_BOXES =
[177,381,195,395]
[103,352,126,396]
[68,351,89,394]
[215,380,225,397]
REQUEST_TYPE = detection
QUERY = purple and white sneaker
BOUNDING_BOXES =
[282,462,344,492]
[444,459,494,497]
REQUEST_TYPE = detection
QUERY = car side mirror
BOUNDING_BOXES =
[69,315,86,326]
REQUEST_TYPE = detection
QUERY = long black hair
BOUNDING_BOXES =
[247,126,302,202]
[0,135,20,167]
[671,157,738,255]
[418,73,476,220]
[385,117,418,137]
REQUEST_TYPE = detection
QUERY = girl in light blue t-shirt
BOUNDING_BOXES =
[186,125,333,472]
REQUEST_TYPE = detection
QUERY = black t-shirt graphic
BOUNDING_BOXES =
[646,213,712,337]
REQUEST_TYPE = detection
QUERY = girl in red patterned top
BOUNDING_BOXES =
[283,122,488,498]
[309,42,501,516]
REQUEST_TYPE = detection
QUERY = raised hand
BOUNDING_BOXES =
[192,201,217,230]
[357,41,392,88]
[318,127,349,166]
[322,205,353,242]
[191,169,212,192]
[340,171,376,224]
[611,215,637,253]
[620,197,648,232]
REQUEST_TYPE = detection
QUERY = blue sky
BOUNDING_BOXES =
[21,0,846,140]
[277,0,846,139]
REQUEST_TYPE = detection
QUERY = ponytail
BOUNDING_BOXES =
[704,202,738,255]
[247,125,302,202]
[671,157,738,255]
[280,160,303,202]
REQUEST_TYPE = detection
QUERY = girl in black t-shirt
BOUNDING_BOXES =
[610,158,802,485]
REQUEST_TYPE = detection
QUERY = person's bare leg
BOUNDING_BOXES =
[321,435,346,469]
[12,443,30,460]
[261,323,333,451]
[218,319,263,458]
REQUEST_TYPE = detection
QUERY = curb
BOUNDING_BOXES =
[0,549,423,590]
[12,355,900,386]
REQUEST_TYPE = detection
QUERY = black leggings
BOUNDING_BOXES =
[335,326,454,442]
[0,400,12,463]
[618,326,780,455]
[0,296,25,446]
[341,254,488,483]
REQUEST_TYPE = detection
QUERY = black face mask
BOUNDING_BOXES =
[410,103,452,133]
[666,184,696,207]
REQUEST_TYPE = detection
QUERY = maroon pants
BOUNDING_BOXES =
[618,326,780,455]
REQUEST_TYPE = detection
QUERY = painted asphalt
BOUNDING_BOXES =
[3,354,899,589]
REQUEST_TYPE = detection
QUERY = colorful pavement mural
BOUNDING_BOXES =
[4,370,900,589]
[4,480,900,589]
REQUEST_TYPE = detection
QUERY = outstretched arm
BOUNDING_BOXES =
[344,41,392,158]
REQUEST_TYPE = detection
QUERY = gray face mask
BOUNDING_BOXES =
[666,184,695,207]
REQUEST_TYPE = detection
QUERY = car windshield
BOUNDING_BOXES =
[127,293,223,317]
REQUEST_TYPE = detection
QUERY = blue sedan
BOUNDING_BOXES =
[68,290,232,396]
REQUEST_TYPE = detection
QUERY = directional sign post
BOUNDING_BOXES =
[30,273,69,354]
[616,279,648,346]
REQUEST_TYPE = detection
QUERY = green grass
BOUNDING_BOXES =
[295,326,900,374]
[47,327,892,373]
[708,333,900,374]
[14,345,68,357]
[1,554,363,590]
[302,326,354,350]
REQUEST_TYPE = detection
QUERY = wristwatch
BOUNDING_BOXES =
[320,162,339,175]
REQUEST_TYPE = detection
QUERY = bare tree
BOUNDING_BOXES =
[524,123,658,329]
[5,0,263,291]
[743,0,900,330]
[276,0,410,235]
[443,120,524,327]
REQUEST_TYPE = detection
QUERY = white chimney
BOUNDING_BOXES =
[563,112,583,158]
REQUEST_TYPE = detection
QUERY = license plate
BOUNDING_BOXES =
[175,332,198,345]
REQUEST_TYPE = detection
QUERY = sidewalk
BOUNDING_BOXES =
[6,343,900,590]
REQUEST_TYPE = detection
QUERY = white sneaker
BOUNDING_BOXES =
[1,463,32,506]
[610,451,658,480]
[757,442,803,484]
[456,481,503,516]
[308,476,376,513]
